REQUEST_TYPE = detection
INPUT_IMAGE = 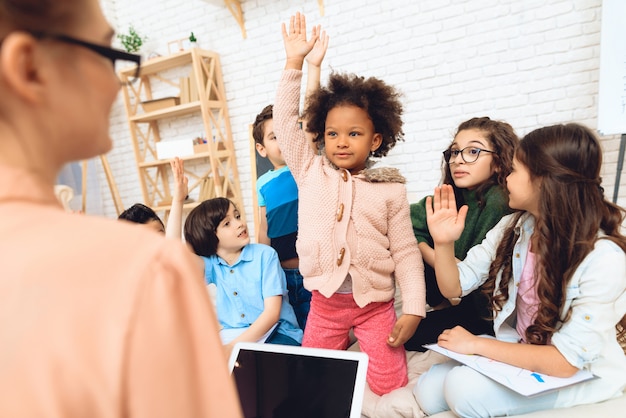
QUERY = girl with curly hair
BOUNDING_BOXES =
[274,13,425,395]
[415,123,626,416]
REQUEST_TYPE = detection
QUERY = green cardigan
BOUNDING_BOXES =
[411,185,511,261]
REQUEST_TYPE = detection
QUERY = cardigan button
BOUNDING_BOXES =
[336,203,344,222]
[337,247,345,266]
[341,170,348,182]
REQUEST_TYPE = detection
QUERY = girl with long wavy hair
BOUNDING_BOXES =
[414,123,626,417]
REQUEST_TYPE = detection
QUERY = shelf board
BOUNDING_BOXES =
[129,100,226,122]
[153,200,201,213]
[130,101,199,122]
[137,149,232,167]
[119,48,220,78]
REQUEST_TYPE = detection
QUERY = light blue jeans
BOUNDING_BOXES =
[414,361,558,417]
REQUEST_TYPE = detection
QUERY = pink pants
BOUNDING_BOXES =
[303,291,408,395]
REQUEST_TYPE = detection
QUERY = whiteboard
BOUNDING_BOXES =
[597,0,626,135]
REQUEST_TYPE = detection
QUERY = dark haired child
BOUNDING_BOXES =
[118,203,165,234]
[184,197,302,355]
[404,116,518,351]
[252,30,328,330]
[274,13,425,396]
[415,123,626,416]
[167,159,302,357]
[253,104,311,330]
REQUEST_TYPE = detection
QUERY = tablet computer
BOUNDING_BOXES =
[228,342,369,418]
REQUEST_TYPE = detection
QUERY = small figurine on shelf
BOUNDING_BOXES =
[193,135,207,145]
[189,32,198,48]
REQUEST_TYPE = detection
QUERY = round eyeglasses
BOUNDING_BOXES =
[29,31,141,85]
[443,147,496,164]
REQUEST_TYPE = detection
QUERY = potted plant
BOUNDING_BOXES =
[189,32,198,48]
[118,26,145,53]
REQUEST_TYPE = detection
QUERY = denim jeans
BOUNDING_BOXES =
[283,268,311,330]
[266,331,300,346]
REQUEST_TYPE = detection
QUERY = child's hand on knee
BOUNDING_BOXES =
[387,314,423,347]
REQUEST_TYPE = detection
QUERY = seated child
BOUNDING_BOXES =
[167,158,302,356]
[184,197,303,354]
[118,203,165,234]
[404,116,518,351]
[253,104,311,330]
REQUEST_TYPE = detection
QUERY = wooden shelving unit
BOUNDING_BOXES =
[118,48,243,214]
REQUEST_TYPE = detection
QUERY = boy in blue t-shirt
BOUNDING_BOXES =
[253,104,310,330]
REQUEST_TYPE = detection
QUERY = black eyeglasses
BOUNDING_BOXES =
[31,32,141,84]
[443,146,496,164]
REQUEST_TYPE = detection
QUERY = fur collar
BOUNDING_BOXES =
[361,166,406,184]
[324,156,406,184]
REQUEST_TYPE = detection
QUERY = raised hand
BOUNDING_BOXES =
[425,184,468,246]
[305,27,329,68]
[165,157,188,240]
[282,12,319,69]
[170,157,188,204]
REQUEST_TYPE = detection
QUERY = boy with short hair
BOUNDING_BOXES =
[253,104,310,330]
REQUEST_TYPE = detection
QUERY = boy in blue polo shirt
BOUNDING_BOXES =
[165,158,302,356]
[253,104,311,330]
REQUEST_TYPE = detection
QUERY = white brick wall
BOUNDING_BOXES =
[98,0,625,239]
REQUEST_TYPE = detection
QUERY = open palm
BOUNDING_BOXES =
[281,12,318,61]
[425,184,468,245]
[306,27,329,67]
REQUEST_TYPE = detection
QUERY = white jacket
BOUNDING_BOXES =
[459,212,626,406]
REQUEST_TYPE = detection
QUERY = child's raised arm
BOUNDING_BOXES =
[304,27,328,99]
[303,28,329,151]
[281,12,319,71]
[165,157,188,240]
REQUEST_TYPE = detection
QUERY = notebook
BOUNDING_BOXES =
[425,339,595,397]
[228,342,369,418]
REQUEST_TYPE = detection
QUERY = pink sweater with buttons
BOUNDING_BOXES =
[274,69,426,317]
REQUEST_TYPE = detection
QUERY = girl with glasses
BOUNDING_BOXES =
[405,117,518,352]
[0,0,240,416]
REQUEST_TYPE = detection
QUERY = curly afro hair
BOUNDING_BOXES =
[303,72,404,158]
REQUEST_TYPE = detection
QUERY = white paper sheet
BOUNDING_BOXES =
[424,340,595,397]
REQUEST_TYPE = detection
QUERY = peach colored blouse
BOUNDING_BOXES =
[0,164,242,418]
